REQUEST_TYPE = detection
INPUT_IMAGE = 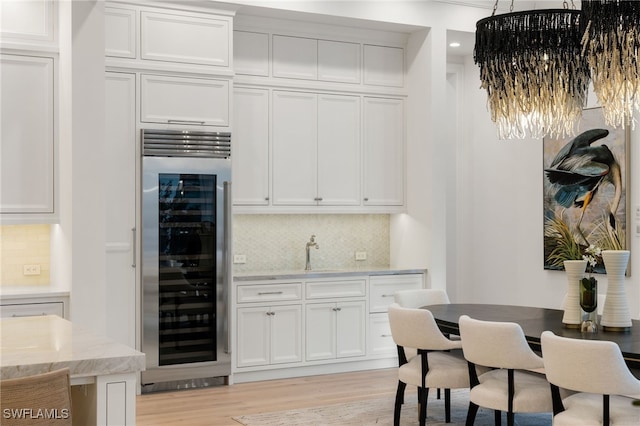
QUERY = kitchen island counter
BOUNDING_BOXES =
[0,315,145,425]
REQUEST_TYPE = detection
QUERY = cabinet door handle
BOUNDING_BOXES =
[258,291,284,295]
[266,311,275,316]
[131,227,136,268]
[364,197,369,202]
[332,307,342,312]
[167,119,206,125]
[265,197,270,201]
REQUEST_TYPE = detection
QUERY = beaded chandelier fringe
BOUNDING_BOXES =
[475,9,589,139]
[581,0,640,129]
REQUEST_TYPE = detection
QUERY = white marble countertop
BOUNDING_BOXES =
[0,285,70,300]
[233,267,427,282]
[0,315,145,380]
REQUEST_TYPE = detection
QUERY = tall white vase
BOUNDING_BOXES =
[601,250,631,331]
[563,260,587,328]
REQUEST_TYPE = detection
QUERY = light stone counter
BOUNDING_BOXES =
[233,267,427,282]
[0,315,145,426]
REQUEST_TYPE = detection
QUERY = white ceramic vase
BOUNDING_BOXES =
[563,260,587,328]
[601,250,631,331]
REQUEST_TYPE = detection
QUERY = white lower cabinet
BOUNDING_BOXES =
[306,301,366,361]
[233,272,424,381]
[236,304,302,367]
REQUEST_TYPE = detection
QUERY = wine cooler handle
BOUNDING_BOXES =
[223,181,232,354]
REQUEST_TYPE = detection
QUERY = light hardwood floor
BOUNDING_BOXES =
[136,368,414,425]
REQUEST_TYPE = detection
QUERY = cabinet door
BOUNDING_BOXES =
[363,45,404,87]
[336,301,366,358]
[363,97,404,206]
[1,54,54,216]
[237,307,270,367]
[318,40,360,84]
[141,11,230,67]
[233,87,270,205]
[105,7,136,58]
[272,91,317,205]
[105,72,137,348]
[234,31,269,76]
[270,305,303,365]
[272,35,317,80]
[317,94,361,206]
[305,302,337,361]
[140,74,229,127]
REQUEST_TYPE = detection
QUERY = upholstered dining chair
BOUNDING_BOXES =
[458,315,552,426]
[541,331,640,426]
[394,288,451,308]
[388,303,469,426]
[0,368,72,425]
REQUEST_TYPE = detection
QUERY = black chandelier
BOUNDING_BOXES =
[581,0,640,129]
[474,1,590,139]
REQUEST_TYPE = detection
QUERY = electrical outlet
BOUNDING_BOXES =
[23,264,41,276]
[233,254,247,264]
[355,251,367,261]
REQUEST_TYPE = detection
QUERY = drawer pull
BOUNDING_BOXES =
[381,294,395,298]
[167,119,206,125]
[258,291,284,295]
[380,334,392,337]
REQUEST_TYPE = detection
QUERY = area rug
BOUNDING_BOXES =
[232,389,552,425]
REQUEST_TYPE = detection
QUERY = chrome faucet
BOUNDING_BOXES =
[305,235,319,271]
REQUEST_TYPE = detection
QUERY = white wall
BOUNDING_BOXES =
[456,54,640,315]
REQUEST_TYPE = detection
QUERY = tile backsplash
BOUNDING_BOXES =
[232,214,389,273]
[0,225,51,286]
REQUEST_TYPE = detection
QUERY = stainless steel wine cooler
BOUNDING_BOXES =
[140,129,231,391]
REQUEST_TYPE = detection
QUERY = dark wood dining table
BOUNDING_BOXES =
[425,303,640,371]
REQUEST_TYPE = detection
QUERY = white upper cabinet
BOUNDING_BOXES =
[271,91,361,207]
[234,30,269,76]
[363,97,404,206]
[105,4,232,73]
[105,7,136,58]
[317,94,360,206]
[0,0,56,45]
[318,40,360,84]
[140,74,229,127]
[272,35,317,80]
[363,45,404,87]
[1,54,55,219]
[233,87,270,205]
[272,91,318,206]
[141,11,230,67]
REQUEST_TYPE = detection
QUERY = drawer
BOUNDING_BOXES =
[368,313,396,357]
[369,274,423,313]
[306,279,366,299]
[237,283,302,303]
[0,302,64,318]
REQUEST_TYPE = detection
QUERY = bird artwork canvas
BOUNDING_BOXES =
[543,107,630,273]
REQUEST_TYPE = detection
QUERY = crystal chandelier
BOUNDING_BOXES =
[474,1,590,139]
[581,0,640,129]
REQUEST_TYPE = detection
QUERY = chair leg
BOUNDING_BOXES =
[437,388,441,399]
[418,387,429,426]
[494,410,501,426]
[507,411,514,426]
[465,402,479,426]
[393,381,406,426]
[444,388,451,423]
